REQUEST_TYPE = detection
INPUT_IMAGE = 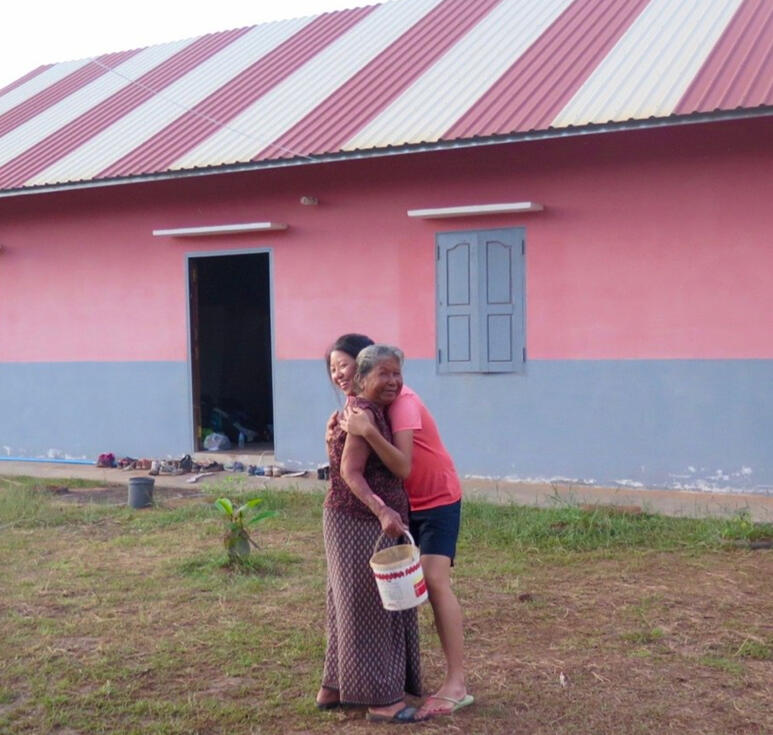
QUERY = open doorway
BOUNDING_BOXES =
[189,252,273,453]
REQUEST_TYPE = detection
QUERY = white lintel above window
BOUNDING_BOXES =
[407,202,543,219]
[152,222,288,237]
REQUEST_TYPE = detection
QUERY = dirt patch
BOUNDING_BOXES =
[51,637,103,656]
[51,484,207,506]
[438,551,773,735]
[196,676,255,697]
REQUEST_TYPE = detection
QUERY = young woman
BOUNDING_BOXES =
[339,336,473,718]
[317,338,421,723]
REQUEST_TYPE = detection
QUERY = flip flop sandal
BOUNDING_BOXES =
[419,694,474,717]
[315,699,340,710]
[365,705,419,723]
[315,686,340,710]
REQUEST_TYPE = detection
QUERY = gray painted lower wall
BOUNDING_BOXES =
[3,358,771,494]
[0,362,191,461]
[274,358,773,494]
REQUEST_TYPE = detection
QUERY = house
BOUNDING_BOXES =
[0,0,771,492]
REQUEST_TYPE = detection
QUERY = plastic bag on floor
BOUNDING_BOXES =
[203,432,231,451]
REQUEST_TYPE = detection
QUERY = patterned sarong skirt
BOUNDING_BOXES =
[321,506,421,706]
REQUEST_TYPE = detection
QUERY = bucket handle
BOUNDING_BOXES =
[372,529,417,558]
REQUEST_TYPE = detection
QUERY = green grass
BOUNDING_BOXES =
[459,498,773,554]
[1,475,771,735]
[0,477,110,528]
[698,655,745,675]
[735,638,772,660]
[621,627,665,644]
[3,475,770,553]
[719,509,773,542]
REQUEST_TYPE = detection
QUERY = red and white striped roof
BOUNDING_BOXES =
[0,0,770,194]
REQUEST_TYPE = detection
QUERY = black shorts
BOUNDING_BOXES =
[409,500,461,563]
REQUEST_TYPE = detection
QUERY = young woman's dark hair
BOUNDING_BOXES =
[325,333,374,366]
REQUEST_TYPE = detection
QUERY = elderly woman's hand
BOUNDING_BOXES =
[377,505,407,538]
[340,406,374,437]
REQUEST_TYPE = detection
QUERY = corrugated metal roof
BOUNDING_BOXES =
[0,0,770,194]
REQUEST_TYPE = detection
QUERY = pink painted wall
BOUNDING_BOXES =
[0,116,770,363]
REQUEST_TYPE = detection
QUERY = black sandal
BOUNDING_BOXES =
[315,686,340,710]
[315,699,340,710]
[365,705,419,723]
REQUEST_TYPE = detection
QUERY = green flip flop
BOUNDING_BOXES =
[420,693,474,717]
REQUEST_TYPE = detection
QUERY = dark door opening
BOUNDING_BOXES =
[189,253,273,452]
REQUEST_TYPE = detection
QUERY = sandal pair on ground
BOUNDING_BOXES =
[317,693,474,723]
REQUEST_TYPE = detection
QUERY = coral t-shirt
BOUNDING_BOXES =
[388,386,462,512]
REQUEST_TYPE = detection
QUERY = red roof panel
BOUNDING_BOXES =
[256,0,502,160]
[676,0,773,113]
[0,49,141,139]
[0,0,769,193]
[446,0,652,138]
[99,7,376,179]
[0,65,53,98]
[0,28,252,190]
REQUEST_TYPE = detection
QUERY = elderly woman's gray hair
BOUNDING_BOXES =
[355,344,404,380]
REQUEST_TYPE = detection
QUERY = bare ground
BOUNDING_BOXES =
[0,486,771,734]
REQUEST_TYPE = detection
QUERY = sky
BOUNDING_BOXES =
[0,0,375,89]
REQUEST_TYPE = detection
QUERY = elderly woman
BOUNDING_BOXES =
[342,338,472,719]
[316,338,421,723]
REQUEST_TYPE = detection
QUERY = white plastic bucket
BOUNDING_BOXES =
[370,531,428,611]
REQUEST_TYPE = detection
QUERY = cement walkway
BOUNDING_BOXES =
[1,460,772,522]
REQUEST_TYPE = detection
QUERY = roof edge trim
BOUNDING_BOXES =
[1,107,770,199]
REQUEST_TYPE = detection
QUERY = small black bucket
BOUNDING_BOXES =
[128,477,155,509]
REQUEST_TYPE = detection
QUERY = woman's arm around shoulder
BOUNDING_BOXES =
[325,410,339,447]
[342,406,413,479]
